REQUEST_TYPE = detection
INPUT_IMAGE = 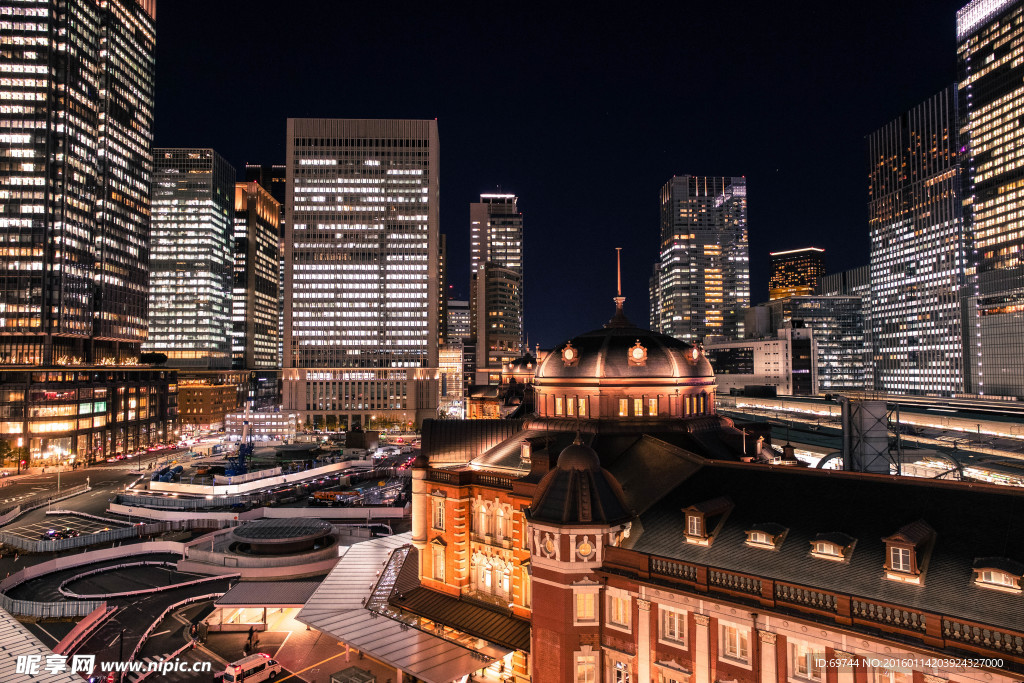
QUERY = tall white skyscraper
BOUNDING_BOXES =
[652,176,749,342]
[283,119,440,430]
[469,194,524,383]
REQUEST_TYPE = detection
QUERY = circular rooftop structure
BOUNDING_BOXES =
[231,518,334,555]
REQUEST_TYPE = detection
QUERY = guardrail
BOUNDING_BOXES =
[0,483,91,526]
[0,591,105,618]
[62,569,237,600]
[118,492,266,510]
[0,517,217,552]
[185,541,340,568]
[127,592,224,666]
[55,604,118,655]
[57,560,177,597]
[47,508,126,525]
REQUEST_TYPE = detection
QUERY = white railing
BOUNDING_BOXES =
[127,592,224,665]
[57,561,177,597]
[62,571,237,600]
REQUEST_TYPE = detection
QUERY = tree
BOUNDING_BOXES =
[139,352,168,365]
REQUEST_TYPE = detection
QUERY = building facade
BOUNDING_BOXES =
[819,265,873,391]
[244,164,287,369]
[447,299,471,341]
[704,327,816,396]
[438,341,465,418]
[868,86,967,396]
[232,181,281,370]
[653,176,749,342]
[958,0,1024,397]
[470,194,524,382]
[145,149,236,369]
[282,119,440,430]
[768,247,825,300]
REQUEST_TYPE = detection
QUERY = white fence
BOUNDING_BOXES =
[0,591,104,618]
[128,592,224,666]
[212,466,282,485]
[148,460,368,495]
[57,560,176,597]
[0,483,91,526]
[0,517,218,552]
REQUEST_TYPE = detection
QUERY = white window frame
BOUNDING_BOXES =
[719,621,750,664]
[687,514,702,537]
[575,592,597,623]
[890,546,911,572]
[431,496,445,531]
[575,650,597,683]
[609,659,631,683]
[658,607,687,647]
[606,588,632,631]
[789,639,823,682]
[431,544,445,582]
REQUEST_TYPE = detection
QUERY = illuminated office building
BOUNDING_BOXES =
[0,0,174,465]
[232,181,280,370]
[244,164,287,368]
[769,247,825,300]
[470,194,524,383]
[868,86,967,396]
[144,149,236,369]
[282,119,440,430]
[653,176,749,342]
[0,0,156,365]
[958,0,1024,397]
[446,299,470,341]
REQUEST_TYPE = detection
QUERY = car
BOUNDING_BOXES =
[106,457,118,463]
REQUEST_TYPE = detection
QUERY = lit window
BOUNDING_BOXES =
[978,569,1019,589]
[432,544,445,582]
[748,531,771,546]
[720,622,749,662]
[567,397,575,416]
[790,639,822,681]
[576,653,596,683]
[608,593,631,629]
[659,607,687,645]
[555,397,564,416]
[648,397,658,415]
[633,398,643,416]
[575,593,596,622]
[578,397,587,417]
[618,398,628,417]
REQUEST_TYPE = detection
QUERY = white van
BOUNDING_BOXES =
[222,653,282,682]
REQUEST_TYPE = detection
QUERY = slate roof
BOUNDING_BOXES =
[629,462,1024,633]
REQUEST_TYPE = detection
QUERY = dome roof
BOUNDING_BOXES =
[530,437,633,526]
[505,353,536,374]
[537,313,713,381]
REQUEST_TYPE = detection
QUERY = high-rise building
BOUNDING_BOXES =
[653,176,749,342]
[868,87,967,396]
[958,0,1024,397]
[768,247,825,300]
[469,194,524,383]
[282,119,440,430]
[232,182,280,370]
[244,164,287,369]
[0,0,175,464]
[0,0,156,365]
[820,264,874,392]
[144,149,236,369]
[446,299,471,341]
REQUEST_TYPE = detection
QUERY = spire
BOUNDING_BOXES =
[606,247,632,328]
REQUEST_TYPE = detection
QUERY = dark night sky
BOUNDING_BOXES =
[154,1,966,348]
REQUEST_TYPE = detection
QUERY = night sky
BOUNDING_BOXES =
[155,1,966,348]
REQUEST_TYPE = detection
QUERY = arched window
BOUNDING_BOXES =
[432,544,445,583]
[477,503,489,537]
[495,506,509,541]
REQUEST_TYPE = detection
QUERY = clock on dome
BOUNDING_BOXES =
[628,340,647,367]
[561,342,579,367]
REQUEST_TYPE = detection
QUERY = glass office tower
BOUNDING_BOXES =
[769,247,825,300]
[469,194,524,382]
[232,181,280,370]
[282,119,440,430]
[653,176,749,342]
[868,86,967,396]
[958,0,1024,397]
[144,149,236,369]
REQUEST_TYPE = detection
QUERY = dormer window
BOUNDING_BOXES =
[882,520,935,585]
[682,497,732,546]
[973,558,1024,593]
[744,523,786,550]
[809,532,855,562]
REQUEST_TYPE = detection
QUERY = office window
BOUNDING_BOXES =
[790,639,822,681]
[607,593,631,629]
[720,622,749,662]
[575,592,596,622]
[659,607,687,646]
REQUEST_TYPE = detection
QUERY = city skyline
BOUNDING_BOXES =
[153,1,967,347]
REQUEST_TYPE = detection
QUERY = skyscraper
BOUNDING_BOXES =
[283,119,440,430]
[232,181,280,370]
[653,176,749,342]
[144,149,236,369]
[769,247,825,300]
[868,86,966,396]
[0,0,156,365]
[0,0,176,464]
[469,194,524,383]
[958,0,1024,397]
[244,164,287,369]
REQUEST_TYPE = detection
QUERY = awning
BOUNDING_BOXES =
[216,580,321,608]
[298,533,509,683]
